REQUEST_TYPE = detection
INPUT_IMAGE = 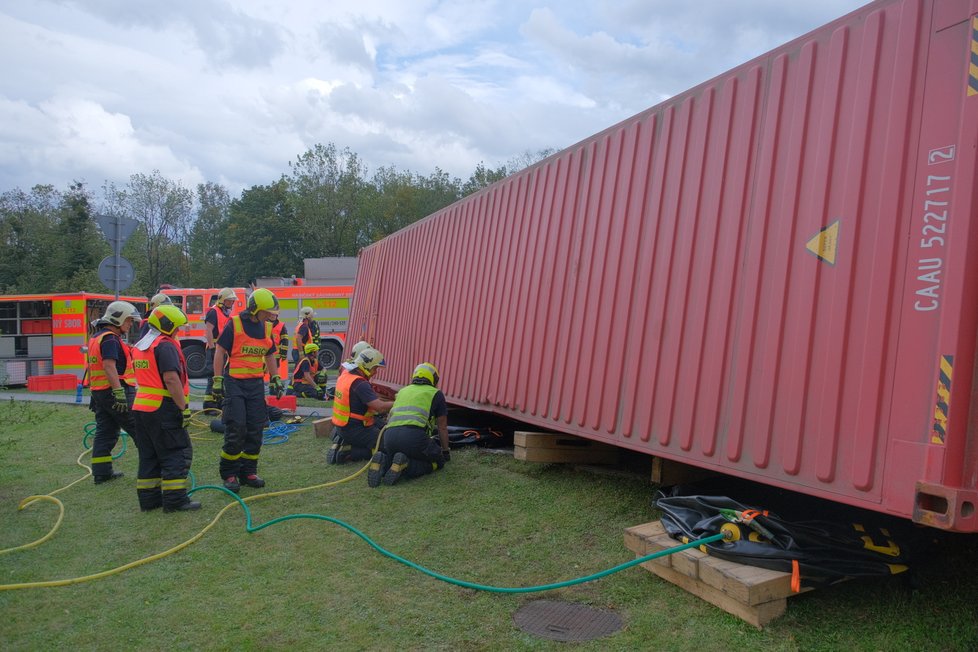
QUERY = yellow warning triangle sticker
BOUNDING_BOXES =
[806,219,840,265]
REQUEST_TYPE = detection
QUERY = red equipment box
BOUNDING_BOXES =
[266,395,297,411]
[27,374,78,392]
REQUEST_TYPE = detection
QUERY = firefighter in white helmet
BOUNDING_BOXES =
[293,305,319,365]
[203,287,237,409]
[87,300,141,484]
[327,346,393,465]
[138,292,173,338]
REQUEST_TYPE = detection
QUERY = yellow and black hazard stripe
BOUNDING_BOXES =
[931,355,953,445]
[970,16,978,97]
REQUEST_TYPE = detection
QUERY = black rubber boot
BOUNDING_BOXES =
[383,453,409,486]
[164,500,202,513]
[94,470,124,484]
[223,475,241,493]
[241,474,265,488]
[367,452,388,488]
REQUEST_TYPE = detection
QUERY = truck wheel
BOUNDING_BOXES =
[318,341,343,370]
[184,343,208,378]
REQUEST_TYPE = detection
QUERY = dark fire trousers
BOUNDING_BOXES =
[219,376,268,479]
[88,384,136,480]
[132,401,193,510]
[382,425,446,480]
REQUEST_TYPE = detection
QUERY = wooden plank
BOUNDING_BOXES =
[515,431,617,450]
[624,520,806,626]
[698,555,804,606]
[514,445,618,464]
[641,561,788,629]
[313,418,334,439]
[651,456,719,485]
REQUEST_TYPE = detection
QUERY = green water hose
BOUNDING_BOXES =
[190,484,727,593]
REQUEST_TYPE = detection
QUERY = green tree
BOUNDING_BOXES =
[223,180,301,283]
[189,182,230,287]
[288,143,375,257]
[0,185,62,292]
[51,182,107,293]
[101,171,194,295]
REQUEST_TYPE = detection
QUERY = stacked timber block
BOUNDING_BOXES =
[514,431,619,464]
[623,521,808,628]
[313,418,335,439]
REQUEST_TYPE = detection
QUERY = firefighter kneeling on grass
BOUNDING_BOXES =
[327,347,393,465]
[87,300,141,485]
[131,305,199,512]
[367,362,450,487]
[212,288,282,493]
[288,342,327,399]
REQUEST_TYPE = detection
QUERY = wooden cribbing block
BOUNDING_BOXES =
[514,431,619,464]
[651,457,719,485]
[623,520,808,628]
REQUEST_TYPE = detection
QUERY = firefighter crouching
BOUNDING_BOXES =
[87,300,141,484]
[288,342,327,399]
[368,362,450,487]
[212,288,282,493]
[131,305,200,512]
[328,346,393,465]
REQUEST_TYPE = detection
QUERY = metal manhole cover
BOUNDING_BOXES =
[513,600,623,642]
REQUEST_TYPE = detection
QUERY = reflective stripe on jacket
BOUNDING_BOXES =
[228,316,273,379]
[132,335,189,412]
[386,383,438,435]
[331,369,374,427]
[87,330,134,390]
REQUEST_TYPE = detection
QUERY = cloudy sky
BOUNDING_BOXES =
[1,0,869,196]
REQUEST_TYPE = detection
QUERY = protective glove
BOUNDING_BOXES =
[211,375,224,402]
[111,387,129,413]
[270,375,284,399]
[182,407,192,429]
[315,370,328,385]
[278,342,288,360]
[442,449,451,463]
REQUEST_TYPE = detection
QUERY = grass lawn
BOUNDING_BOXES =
[1,400,977,651]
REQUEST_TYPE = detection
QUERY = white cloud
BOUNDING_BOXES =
[0,0,870,194]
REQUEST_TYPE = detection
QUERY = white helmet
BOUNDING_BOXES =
[148,292,172,312]
[102,301,140,328]
[217,288,237,304]
[300,306,316,319]
[349,340,370,360]
[355,347,385,376]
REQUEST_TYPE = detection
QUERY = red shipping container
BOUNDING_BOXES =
[349,0,978,531]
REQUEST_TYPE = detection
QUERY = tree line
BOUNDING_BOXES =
[0,143,555,296]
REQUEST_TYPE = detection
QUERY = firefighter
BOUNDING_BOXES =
[340,340,371,372]
[87,300,140,484]
[138,293,172,338]
[328,346,393,465]
[288,342,327,399]
[293,306,318,364]
[131,305,200,512]
[203,287,237,409]
[211,288,281,493]
[269,315,289,381]
[368,362,450,487]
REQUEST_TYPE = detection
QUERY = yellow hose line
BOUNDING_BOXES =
[0,461,368,591]
[0,496,66,557]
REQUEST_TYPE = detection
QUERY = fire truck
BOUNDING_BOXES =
[0,292,147,385]
[158,284,353,377]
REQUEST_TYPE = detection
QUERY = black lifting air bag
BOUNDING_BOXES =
[654,493,912,588]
